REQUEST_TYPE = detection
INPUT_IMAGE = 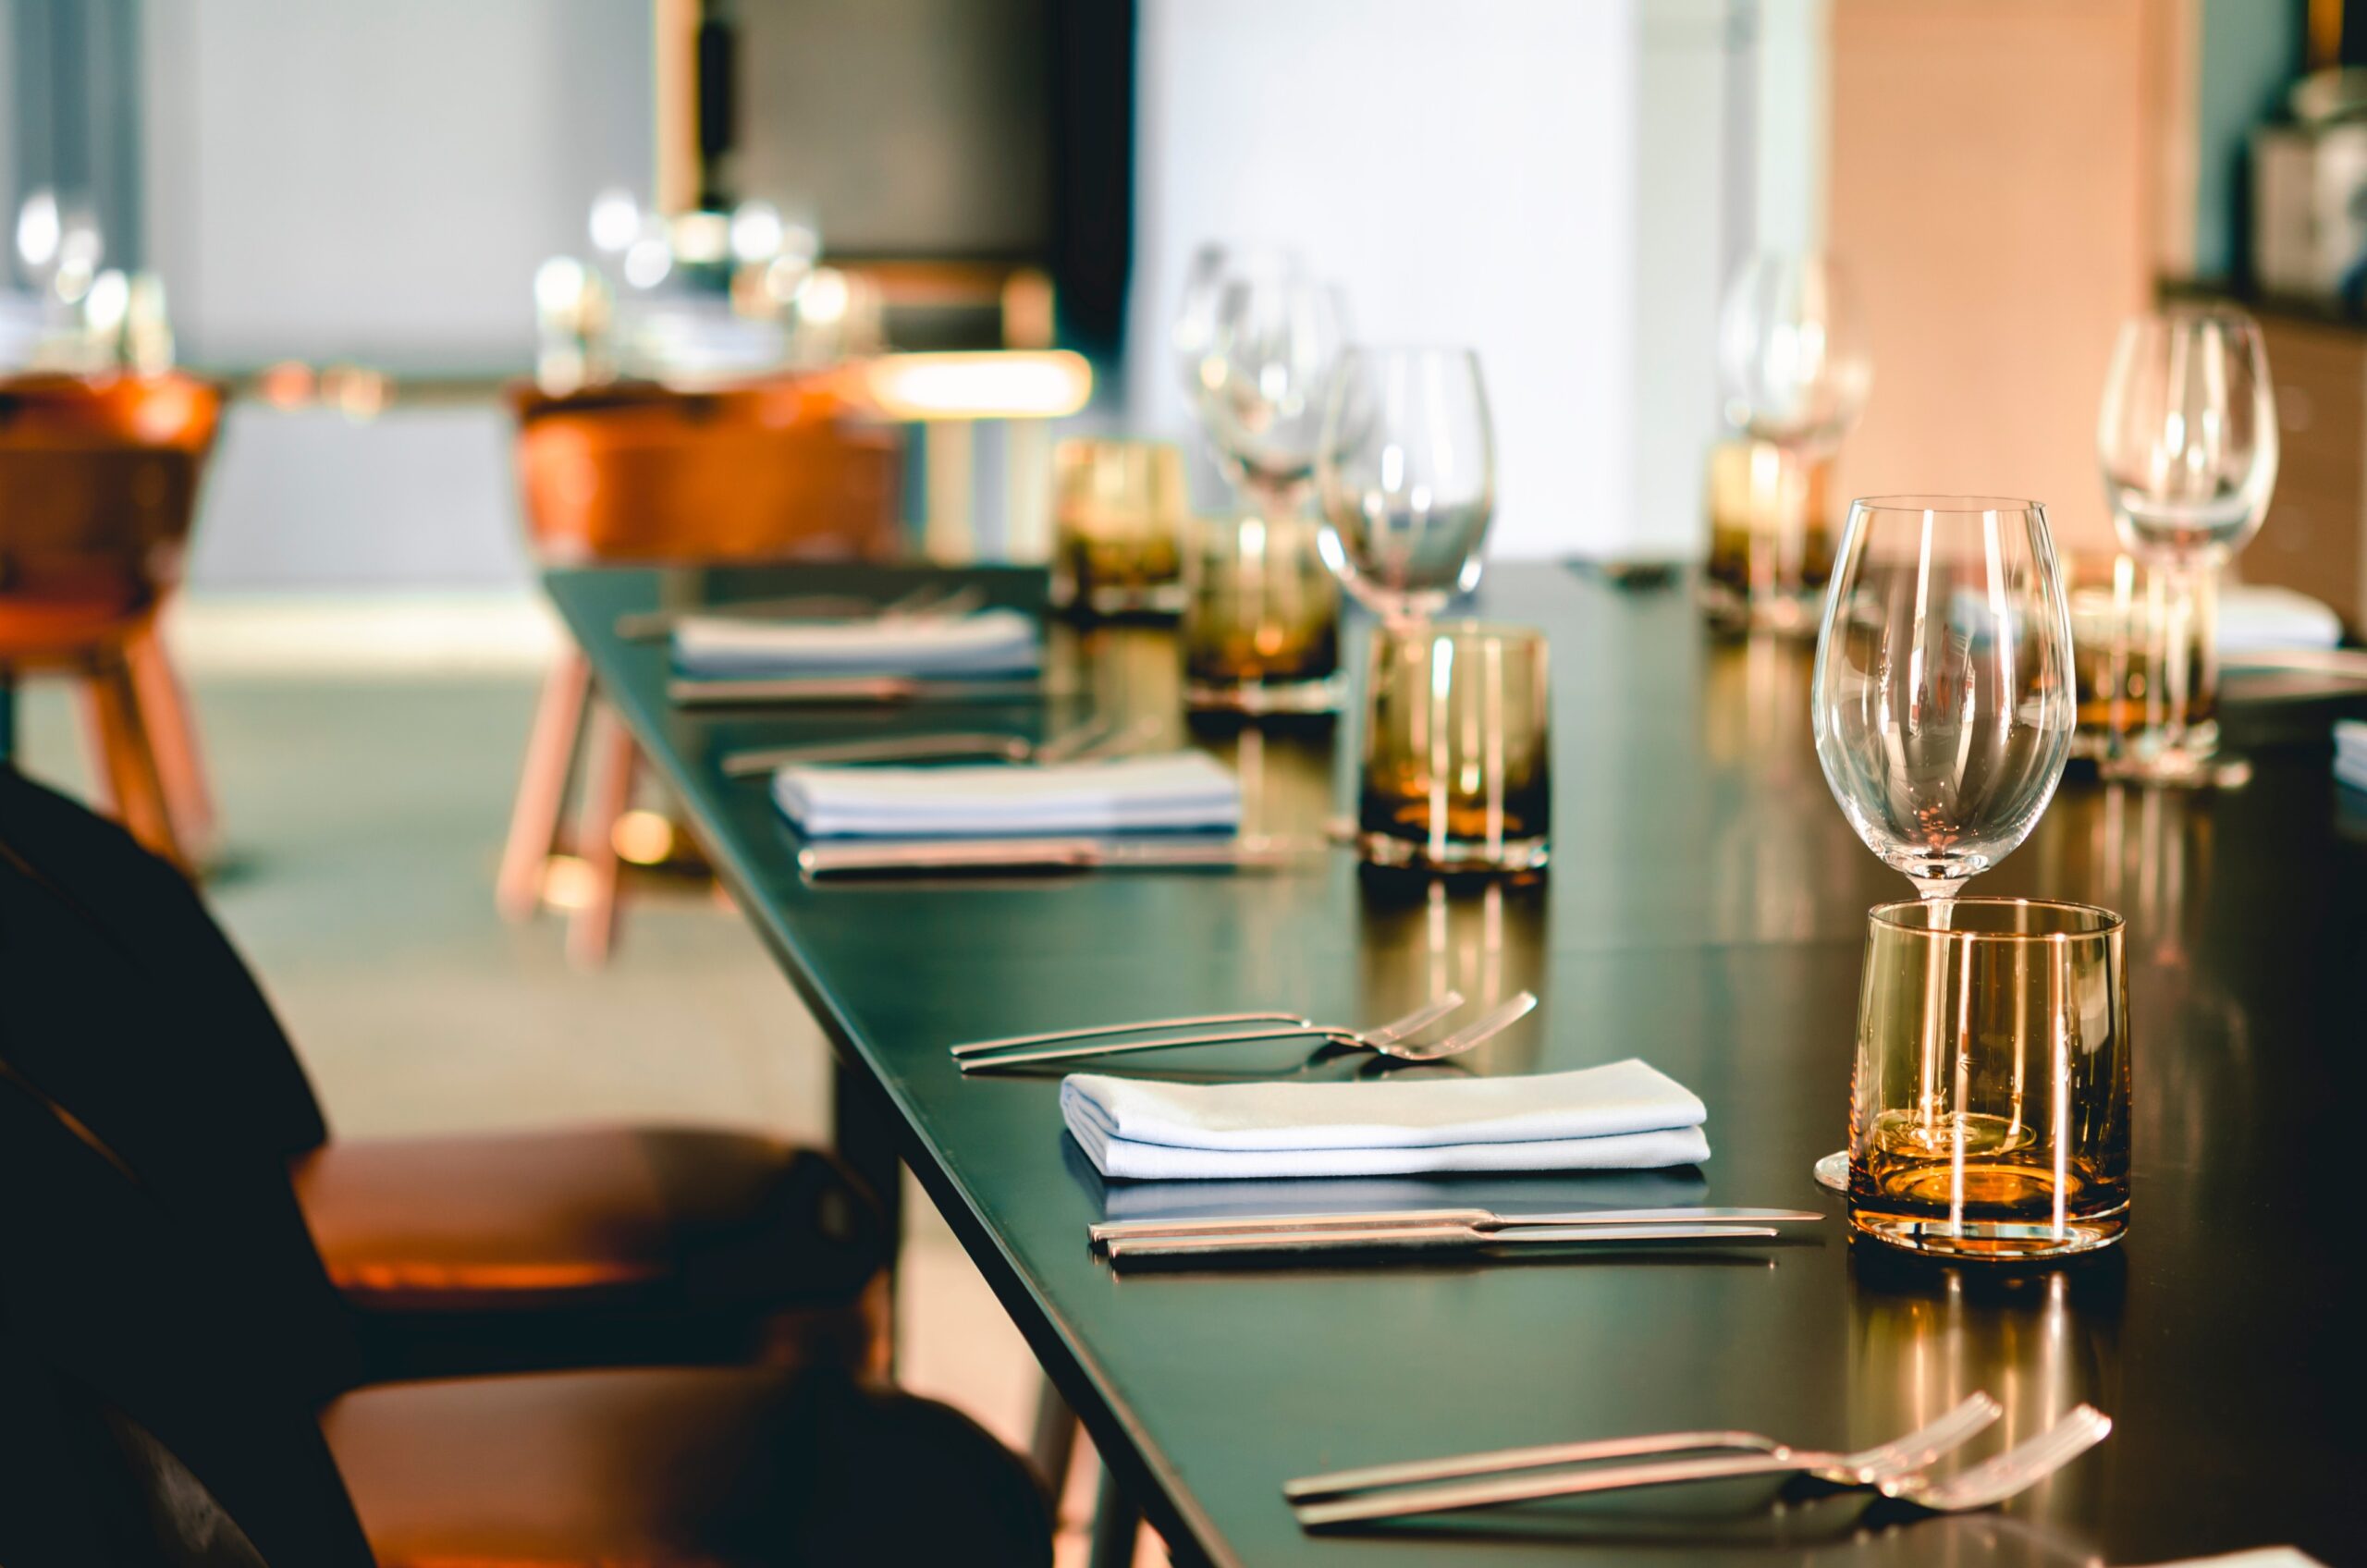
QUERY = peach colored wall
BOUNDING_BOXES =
[1826,0,2175,554]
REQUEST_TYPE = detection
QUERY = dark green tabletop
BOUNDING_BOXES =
[547,561,2366,1567]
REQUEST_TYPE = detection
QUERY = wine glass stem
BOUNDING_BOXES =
[1910,876,1957,902]
[2159,558,2196,756]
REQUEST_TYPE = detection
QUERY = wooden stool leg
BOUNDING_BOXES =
[497,647,594,920]
[83,654,186,872]
[566,699,637,969]
[1028,1377,1080,1495]
[126,624,216,860]
[74,678,123,817]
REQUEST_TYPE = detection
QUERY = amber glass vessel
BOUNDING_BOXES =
[1357,621,1550,873]
[1051,437,1187,617]
[1699,437,1835,633]
[1179,512,1343,713]
[1847,898,2131,1261]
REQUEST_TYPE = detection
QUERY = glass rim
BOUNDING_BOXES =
[1848,494,2044,517]
[1868,896,2124,942]
[1341,343,1482,361]
[1374,618,1546,651]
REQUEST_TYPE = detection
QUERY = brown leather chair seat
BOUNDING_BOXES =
[0,766,884,1380]
[0,1068,1053,1568]
[325,1366,1048,1567]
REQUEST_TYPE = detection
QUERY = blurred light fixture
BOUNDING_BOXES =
[534,256,590,320]
[612,809,677,865]
[671,209,731,265]
[82,269,130,335]
[15,189,58,270]
[623,235,672,290]
[860,351,1094,421]
[794,267,849,323]
[730,200,783,263]
[589,187,640,255]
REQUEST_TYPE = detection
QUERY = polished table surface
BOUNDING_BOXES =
[548,562,2365,1568]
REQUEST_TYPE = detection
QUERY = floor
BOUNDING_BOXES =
[9,648,1158,1565]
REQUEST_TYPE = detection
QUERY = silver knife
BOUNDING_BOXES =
[1089,1207,1821,1247]
[1102,1222,1784,1263]
[797,834,1319,878]
[670,675,1056,707]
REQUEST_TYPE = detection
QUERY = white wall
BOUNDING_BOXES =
[1128,0,1640,560]
[141,0,651,374]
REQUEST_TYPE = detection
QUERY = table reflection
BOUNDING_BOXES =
[1353,878,1550,1075]
[1846,1247,2121,1533]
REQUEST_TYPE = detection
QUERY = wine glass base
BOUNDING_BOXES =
[1356,831,1550,876]
[1183,672,1346,716]
[1698,582,1821,639]
[1812,1149,1849,1193]
[2095,751,2251,790]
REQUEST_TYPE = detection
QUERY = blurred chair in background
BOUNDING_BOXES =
[499,376,902,965]
[0,371,222,870]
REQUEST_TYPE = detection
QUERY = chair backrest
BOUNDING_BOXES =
[509,377,903,565]
[0,372,224,606]
[0,772,362,1403]
[0,1066,374,1568]
[0,765,327,1158]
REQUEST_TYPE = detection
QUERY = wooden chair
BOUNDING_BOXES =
[498,378,903,965]
[0,372,223,872]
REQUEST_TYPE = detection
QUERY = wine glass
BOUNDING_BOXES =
[1193,255,1349,515]
[1810,496,2076,901]
[1315,347,1497,628]
[2095,307,2278,783]
[1711,253,1874,631]
[1170,243,1233,398]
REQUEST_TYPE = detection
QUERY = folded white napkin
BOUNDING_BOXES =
[2336,720,2367,792]
[2218,584,2344,660]
[1061,1059,1711,1181]
[774,751,1241,839]
[673,608,1041,678]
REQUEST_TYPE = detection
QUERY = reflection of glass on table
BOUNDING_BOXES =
[1699,436,1835,633]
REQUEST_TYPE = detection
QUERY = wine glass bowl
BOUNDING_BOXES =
[1810,496,2076,898]
[1194,257,1349,507]
[2098,308,2278,566]
[1316,346,1497,626]
[1718,252,1873,454]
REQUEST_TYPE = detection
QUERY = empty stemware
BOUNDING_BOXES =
[1316,346,1497,628]
[1810,496,2075,902]
[2095,306,2279,784]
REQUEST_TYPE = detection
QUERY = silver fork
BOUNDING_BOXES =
[1290,1393,2005,1528]
[720,715,1159,778]
[1872,1405,2113,1513]
[954,992,1469,1074]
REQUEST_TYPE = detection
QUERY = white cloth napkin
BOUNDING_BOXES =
[672,608,1041,678]
[774,751,1241,839]
[2218,584,2344,661]
[1061,1059,1711,1181]
[2336,720,2367,793]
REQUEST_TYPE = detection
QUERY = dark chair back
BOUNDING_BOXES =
[0,764,327,1158]
[0,771,362,1400]
[0,1066,374,1567]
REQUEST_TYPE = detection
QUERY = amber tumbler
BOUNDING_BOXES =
[1051,437,1188,617]
[1357,622,1551,874]
[1847,898,2131,1262]
[1180,511,1343,713]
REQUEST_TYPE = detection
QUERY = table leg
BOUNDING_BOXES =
[1086,1464,1142,1568]
[832,1055,904,1366]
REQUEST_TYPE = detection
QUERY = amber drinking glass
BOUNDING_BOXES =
[1357,622,1550,873]
[1179,511,1343,713]
[1051,438,1188,617]
[1699,436,1836,633]
[1847,898,2130,1262]
[2066,553,2215,766]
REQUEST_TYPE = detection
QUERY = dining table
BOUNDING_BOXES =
[546,558,2367,1568]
